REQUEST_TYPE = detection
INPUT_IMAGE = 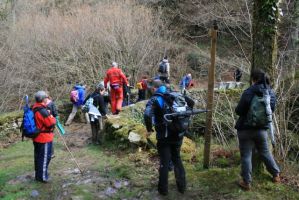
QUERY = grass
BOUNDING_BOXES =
[1,137,299,199]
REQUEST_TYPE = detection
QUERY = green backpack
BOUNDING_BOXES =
[245,90,272,127]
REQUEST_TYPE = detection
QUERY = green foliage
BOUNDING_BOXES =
[186,52,201,71]
[0,111,22,126]
[295,69,299,79]
[259,0,280,35]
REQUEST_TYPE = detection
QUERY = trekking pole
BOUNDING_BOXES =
[163,109,208,122]
[56,130,84,175]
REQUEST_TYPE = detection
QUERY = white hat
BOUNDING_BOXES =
[112,62,118,67]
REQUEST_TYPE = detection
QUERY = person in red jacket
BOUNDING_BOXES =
[104,62,129,114]
[32,91,56,183]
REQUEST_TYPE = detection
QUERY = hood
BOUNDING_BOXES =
[162,59,168,63]
[251,83,269,95]
[155,85,167,94]
[74,85,85,90]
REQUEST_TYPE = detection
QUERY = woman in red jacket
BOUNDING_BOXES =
[32,91,56,183]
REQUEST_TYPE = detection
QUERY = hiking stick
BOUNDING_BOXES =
[56,130,84,175]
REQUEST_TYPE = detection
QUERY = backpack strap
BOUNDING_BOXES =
[33,107,55,133]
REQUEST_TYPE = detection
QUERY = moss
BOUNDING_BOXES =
[0,111,22,126]
[295,69,299,80]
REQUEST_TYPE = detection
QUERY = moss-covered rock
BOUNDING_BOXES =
[103,101,198,159]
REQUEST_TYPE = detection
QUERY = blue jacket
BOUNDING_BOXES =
[144,86,182,141]
[179,76,191,89]
[235,83,276,130]
[74,85,86,106]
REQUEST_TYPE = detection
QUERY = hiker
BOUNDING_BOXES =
[84,83,107,144]
[158,56,170,83]
[136,76,148,102]
[104,62,129,114]
[65,83,89,126]
[179,73,194,94]
[144,80,186,195]
[235,69,280,190]
[234,68,242,82]
[32,91,56,183]
[45,92,58,158]
[122,75,132,107]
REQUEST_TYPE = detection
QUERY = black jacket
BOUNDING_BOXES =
[84,92,107,116]
[144,86,181,141]
[235,83,276,130]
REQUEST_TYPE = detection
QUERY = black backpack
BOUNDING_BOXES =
[162,92,194,137]
[158,61,167,73]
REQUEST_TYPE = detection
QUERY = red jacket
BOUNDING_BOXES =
[104,67,128,88]
[32,102,56,143]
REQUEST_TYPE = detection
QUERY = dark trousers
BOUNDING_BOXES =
[34,141,52,181]
[137,90,146,102]
[159,76,170,84]
[157,139,186,193]
[90,117,103,144]
[238,129,280,183]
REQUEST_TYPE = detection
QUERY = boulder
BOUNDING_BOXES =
[103,101,197,158]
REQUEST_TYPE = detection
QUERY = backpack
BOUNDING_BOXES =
[70,89,79,103]
[245,89,272,127]
[82,96,94,113]
[136,82,143,90]
[162,92,194,137]
[158,61,167,73]
[20,96,41,140]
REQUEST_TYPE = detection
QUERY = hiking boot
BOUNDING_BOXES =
[273,174,281,183]
[158,188,168,196]
[178,187,185,194]
[238,180,251,191]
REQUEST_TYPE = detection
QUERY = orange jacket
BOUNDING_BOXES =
[104,67,128,88]
[32,102,56,143]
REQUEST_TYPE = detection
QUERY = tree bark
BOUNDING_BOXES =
[251,0,280,82]
[251,0,280,174]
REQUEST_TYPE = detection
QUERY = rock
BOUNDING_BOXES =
[104,187,117,196]
[114,180,122,189]
[30,190,39,198]
[128,131,141,143]
[71,196,84,200]
[123,180,129,186]
[112,124,121,129]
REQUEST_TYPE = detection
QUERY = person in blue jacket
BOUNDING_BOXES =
[235,69,280,190]
[65,83,90,125]
[179,73,193,94]
[144,80,186,196]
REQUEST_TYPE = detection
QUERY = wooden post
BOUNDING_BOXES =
[203,21,218,169]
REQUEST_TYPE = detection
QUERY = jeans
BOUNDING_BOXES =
[157,139,186,193]
[237,129,280,183]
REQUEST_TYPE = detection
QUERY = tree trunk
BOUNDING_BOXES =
[292,0,299,65]
[251,0,280,81]
[251,0,280,174]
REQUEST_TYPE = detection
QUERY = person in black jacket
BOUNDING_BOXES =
[235,69,280,190]
[85,83,107,144]
[144,80,186,196]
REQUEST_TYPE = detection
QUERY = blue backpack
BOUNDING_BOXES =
[21,96,40,140]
